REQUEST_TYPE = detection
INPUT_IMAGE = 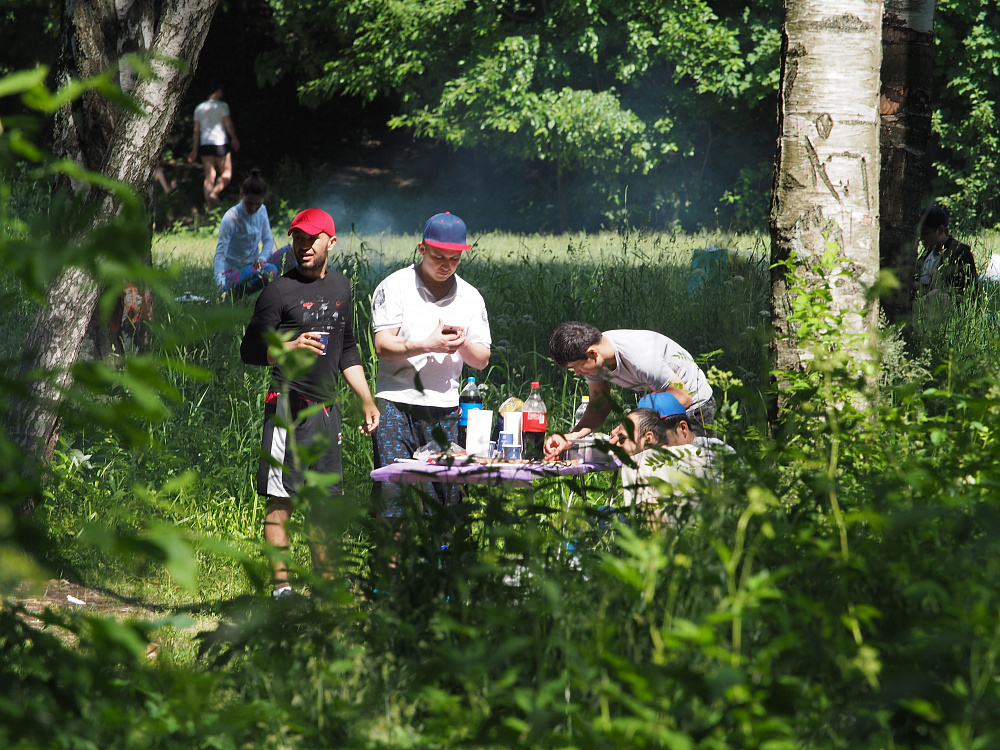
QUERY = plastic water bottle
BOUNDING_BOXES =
[458,376,483,448]
[521,381,547,460]
[573,395,590,426]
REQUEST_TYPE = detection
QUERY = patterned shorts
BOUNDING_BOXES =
[371,399,461,516]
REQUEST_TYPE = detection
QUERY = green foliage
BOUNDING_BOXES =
[931,0,1000,228]
[0,0,59,77]
[260,0,782,229]
[9,64,1000,749]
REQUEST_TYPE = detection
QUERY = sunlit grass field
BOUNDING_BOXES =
[25,228,772,604]
[154,226,775,397]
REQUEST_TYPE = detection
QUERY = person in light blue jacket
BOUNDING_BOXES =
[214,169,294,297]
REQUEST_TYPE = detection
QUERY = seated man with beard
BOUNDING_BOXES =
[608,392,730,527]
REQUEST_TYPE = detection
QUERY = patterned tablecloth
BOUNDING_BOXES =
[370,459,620,487]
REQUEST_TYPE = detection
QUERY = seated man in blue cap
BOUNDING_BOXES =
[607,392,731,526]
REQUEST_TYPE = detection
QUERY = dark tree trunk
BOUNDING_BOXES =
[6,0,220,483]
[878,0,936,323]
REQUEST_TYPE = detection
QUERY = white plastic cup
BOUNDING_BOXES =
[503,411,522,442]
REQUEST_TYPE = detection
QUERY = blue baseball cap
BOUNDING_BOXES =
[422,212,471,251]
[637,392,687,418]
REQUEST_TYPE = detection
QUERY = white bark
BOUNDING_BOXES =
[770,0,883,377]
[7,0,219,465]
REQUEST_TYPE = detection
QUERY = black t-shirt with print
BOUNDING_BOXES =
[240,268,362,402]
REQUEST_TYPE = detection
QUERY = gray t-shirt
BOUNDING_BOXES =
[585,329,713,408]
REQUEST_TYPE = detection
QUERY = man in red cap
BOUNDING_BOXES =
[241,207,380,598]
[369,212,492,517]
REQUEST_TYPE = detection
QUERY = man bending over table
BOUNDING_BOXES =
[545,322,715,460]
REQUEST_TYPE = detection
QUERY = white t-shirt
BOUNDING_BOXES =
[921,249,943,288]
[371,266,491,407]
[194,99,230,146]
[585,329,713,408]
[621,445,710,508]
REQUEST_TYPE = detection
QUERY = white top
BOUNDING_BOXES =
[620,444,711,508]
[983,253,1000,282]
[371,266,491,407]
[920,250,943,288]
[585,329,713,408]
[194,99,230,146]
[214,202,276,287]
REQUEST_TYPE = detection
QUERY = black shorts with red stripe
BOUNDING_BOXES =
[257,390,343,500]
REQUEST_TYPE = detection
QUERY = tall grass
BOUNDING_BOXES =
[12,225,1000,748]
[31,228,770,599]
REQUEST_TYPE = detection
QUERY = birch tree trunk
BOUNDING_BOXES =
[879,0,936,322]
[769,0,883,405]
[6,0,219,474]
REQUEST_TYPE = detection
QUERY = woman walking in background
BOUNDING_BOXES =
[214,170,294,298]
[187,87,239,207]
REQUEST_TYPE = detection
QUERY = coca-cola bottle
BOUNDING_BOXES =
[521,381,547,460]
[457,376,483,448]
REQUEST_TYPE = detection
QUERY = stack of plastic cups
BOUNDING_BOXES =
[499,411,522,459]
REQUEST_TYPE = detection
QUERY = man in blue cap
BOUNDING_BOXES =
[608,392,725,525]
[370,212,492,516]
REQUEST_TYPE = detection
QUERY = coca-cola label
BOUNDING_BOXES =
[522,411,547,432]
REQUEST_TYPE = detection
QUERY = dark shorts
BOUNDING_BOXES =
[199,144,229,158]
[257,391,343,500]
[371,399,461,516]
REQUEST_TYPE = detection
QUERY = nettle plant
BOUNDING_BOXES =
[748,244,1000,745]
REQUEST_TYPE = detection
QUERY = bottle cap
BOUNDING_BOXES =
[531,381,540,388]
[469,377,476,383]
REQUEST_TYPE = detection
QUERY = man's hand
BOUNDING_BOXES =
[544,433,571,460]
[424,320,466,355]
[265,331,325,365]
[291,331,326,356]
[359,401,380,435]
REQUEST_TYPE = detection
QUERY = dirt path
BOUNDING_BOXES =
[10,579,173,653]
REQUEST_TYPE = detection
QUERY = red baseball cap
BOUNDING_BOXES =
[288,208,335,237]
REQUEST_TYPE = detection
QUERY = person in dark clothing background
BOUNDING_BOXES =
[915,205,977,299]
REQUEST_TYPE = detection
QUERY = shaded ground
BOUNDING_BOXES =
[14,578,162,617]
[150,127,445,234]
[11,578,171,652]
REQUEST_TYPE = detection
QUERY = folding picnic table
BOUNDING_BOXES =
[370,459,620,500]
